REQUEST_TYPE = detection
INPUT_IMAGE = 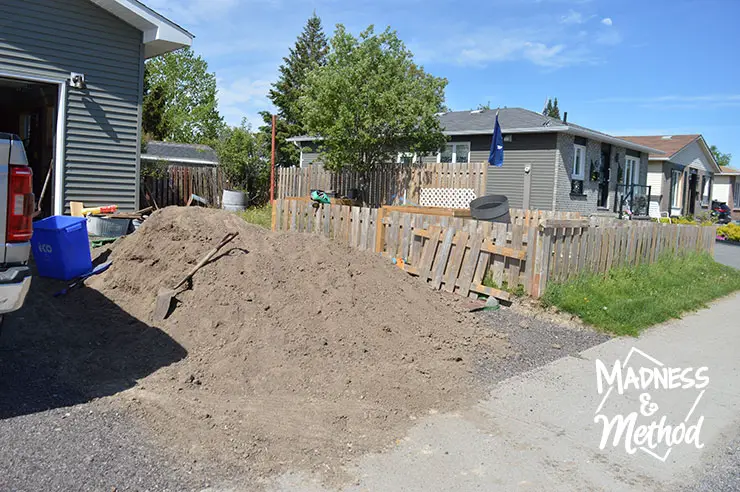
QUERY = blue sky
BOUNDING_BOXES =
[147,0,739,164]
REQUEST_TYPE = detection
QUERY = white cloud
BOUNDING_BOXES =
[601,17,613,26]
[596,28,622,45]
[457,38,574,68]
[560,10,585,24]
[592,94,740,104]
[590,94,740,111]
[423,25,598,69]
[144,0,246,27]
[217,77,274,127]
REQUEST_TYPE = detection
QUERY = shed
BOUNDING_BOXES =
[0,0,193,214]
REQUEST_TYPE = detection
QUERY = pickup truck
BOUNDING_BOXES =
[0,132,34,317]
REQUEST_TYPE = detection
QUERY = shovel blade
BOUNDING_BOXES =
[154,288,176,321]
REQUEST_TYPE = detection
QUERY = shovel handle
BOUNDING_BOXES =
[173,231,239,289]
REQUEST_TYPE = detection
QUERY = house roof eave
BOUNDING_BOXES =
[141,155,218,165]
[564,127,664,155]
[89,0,194,58]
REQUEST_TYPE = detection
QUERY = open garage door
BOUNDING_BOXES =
[0,77,59,217]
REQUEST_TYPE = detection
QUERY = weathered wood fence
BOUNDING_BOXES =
[277,162,488,207]
[141,165,225,209]
[272,198,717,300]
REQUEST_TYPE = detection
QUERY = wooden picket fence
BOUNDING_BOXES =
[141,165,225,208]
[277,162,488,207]
[271,198,717,300]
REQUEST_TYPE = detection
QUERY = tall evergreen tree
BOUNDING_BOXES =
[260,13,329,167]
[543,97,561,119]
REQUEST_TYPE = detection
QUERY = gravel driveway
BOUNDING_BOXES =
[7,272,728,491]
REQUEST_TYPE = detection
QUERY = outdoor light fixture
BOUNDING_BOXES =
[70,72,86,89]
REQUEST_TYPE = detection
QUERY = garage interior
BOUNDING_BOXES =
[0,76,58,217]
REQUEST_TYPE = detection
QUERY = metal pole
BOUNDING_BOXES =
[270,114,276,204]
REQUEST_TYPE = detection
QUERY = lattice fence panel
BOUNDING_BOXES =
[419,188,477,209]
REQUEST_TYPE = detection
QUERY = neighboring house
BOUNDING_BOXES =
[619,135,721,218]
[712,166,740,220]
[288,107,659,215]
[0,0,193,214]
[142,141,219,167]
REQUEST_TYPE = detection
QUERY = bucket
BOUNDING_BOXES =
[31,216,92,280]
[469,195,511,223]
[222,190,248,212]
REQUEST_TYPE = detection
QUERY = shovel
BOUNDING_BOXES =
[153,231,239,321]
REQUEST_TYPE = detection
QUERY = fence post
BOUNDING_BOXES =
[534,226,554,298]
[271,199,278,231]
[375,206,386,253]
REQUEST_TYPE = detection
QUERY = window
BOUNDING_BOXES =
[623,156,640,185]
[671,169,683,209]
[438,142,470,164]
[572,144,586,180]
[734,181,740,209]
[396,152,416,164]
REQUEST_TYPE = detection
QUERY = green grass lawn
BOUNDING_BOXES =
[237,204,272,229]
[541,253,740,336]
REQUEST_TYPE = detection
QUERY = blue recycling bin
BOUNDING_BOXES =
[31,216,92,280]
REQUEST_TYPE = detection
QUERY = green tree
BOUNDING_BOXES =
[143,47,223,144]
[260,13,329,167]
[299,25,447,172]
[216,120,271,202]
[710,144,732,168]
[476,102,491,110]
[543,98,561,119]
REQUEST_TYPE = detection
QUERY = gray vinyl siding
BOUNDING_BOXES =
[485,133,557,210]
[0,0,143,211]
[300,143,322,167]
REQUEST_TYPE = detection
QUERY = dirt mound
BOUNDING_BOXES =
[88,206,508,482]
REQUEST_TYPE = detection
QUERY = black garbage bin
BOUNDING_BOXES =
[469,195,510,224]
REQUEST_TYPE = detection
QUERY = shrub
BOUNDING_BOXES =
[718,223,740,242]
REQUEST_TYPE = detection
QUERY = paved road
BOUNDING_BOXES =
[272,292,740,491]
[714,241,740,269]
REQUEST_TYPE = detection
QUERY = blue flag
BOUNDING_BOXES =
[488,112,504,167]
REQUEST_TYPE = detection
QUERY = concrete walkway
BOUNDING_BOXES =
[273,292,740,491]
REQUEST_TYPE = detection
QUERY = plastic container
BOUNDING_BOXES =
[222,189,247,212]
[31,215,92,280]
[87,216,130,237]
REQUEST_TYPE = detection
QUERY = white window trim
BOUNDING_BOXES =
[671,169,683,210]
[396,151,417,164]
[437,141,470,164]
[701,176,711,206]
[734,181,740,210]
[572,144,586,180]
[623,156,640,185]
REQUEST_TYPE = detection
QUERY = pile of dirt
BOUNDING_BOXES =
[88,206,509,482]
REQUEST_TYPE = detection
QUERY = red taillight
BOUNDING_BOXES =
[7,166,34,242]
